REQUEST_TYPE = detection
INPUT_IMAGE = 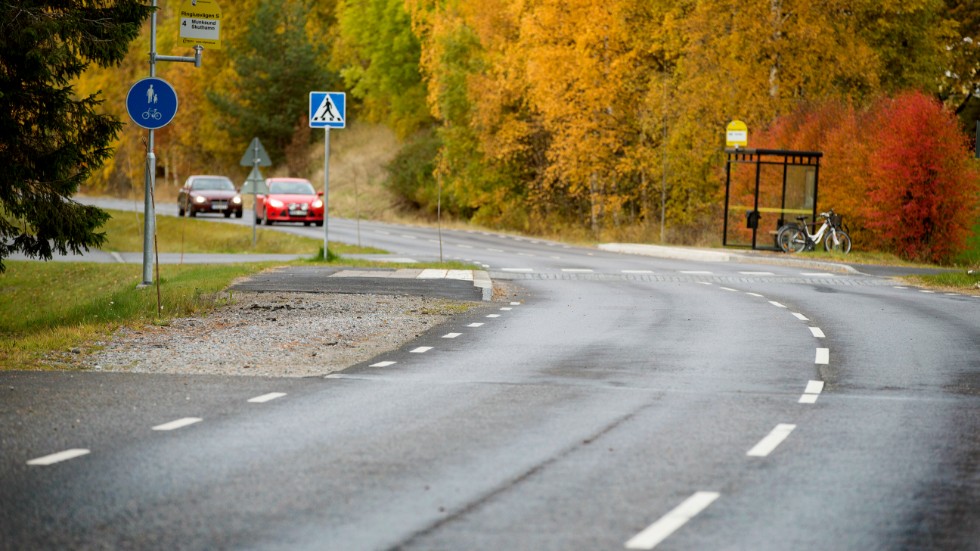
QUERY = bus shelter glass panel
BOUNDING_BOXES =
[722,149,821,250]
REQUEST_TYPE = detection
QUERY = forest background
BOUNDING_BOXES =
[76,0,980,264]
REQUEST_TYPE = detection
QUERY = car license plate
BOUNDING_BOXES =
[213,201,228,209]
[289,209,306,216]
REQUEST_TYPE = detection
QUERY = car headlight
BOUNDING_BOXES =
[193,195,206,204]
[232,195,242,204]
[312,199,323,209]
[268,199,284,208]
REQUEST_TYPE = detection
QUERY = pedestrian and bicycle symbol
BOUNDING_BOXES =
[309,92,345,129]
[126,77,179,130]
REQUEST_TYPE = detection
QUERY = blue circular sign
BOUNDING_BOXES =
[126,77,178,130]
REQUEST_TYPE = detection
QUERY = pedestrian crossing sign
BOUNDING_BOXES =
[309,92,346,129]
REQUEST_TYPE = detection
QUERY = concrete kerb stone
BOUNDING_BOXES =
[599,243,861,274]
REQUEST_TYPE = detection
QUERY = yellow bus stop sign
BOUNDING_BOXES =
[179,0,222,49]
[726,120,748,148]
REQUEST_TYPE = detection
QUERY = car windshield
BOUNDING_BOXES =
[269,181,315,195]
[192,178,235,191]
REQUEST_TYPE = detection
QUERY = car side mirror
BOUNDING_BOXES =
[317,191,324,197]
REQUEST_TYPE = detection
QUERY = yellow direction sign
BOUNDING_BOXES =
[726,120,748,148]
[179,0,222,49]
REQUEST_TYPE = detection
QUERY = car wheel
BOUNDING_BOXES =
[304,221,311,227]
[178,205,185,217]
[315,220,323,227]
[263,209,273,225]
[235,210,243,219]
[189,208,196,217]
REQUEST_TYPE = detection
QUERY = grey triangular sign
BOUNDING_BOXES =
[240,166,268,194]
[240,137,272,167]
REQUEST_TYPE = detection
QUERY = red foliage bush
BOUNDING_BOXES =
[866,92,980,263]
[756,92,980,263]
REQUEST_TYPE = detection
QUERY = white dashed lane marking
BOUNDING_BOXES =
[562,268,594,273]
[467,323,484,328]
[501,268,533,273]
[799,380,825,404]
[747,424,796,457]
[370,361,396,367]
[410,347,433,354]
[442,333,462,339]
[808,327,825,338]
[815,348,830,365]
[746,292,764,298]
[768,301,787,308]
[248,392,286,403]
[680,270,713,275]
[486,314,501,318]
[152,418,203,431]
[625,491,721,550]
[27,449,90,466]
[739,271,774,276]
[792,312,809,321]
[623,270,655,274]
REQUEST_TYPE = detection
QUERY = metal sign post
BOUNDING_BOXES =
[309,92,346,259]
[239,137,271,245]
[129,0,216,287]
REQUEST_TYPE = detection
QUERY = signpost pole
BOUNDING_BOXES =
[140,0,159,287]
[323,128,330,259]
[252,141,260,245]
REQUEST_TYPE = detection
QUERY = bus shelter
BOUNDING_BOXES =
[722,148,822,250]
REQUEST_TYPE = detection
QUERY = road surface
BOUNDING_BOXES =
[1,200,978,550]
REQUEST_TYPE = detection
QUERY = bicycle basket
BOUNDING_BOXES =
[830,213,843,228]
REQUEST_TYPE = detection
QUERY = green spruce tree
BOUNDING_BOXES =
[0,0,153,271]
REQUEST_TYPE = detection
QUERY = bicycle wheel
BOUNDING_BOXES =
[776,225,796,253]
[824,230,852,254]
[785,229,807,253]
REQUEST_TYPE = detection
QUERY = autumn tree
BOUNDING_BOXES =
[208,0,338,173]
[0,0,153,271]
[866,92,980,263]
[333,0,430,138]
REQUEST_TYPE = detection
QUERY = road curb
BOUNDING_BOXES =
[600,243,861,274]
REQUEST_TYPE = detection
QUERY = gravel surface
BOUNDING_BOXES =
[88,292,471,377]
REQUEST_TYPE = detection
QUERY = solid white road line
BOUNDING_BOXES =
[467,323,484,328]
[768,301,787,308]
[442,333,462,339]
[370,361,397,367]
[410,347,433,353]
[152,417,203,431]
[808,327,826,338]
[625,491,721,550]
[792,312,809,321]
[248,392,286,403]
[739,271,774,276]
[27,449,90,466]
[815,348,830,365]
[747,424,797,457]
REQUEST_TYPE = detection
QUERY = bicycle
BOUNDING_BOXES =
[777,209,852,254]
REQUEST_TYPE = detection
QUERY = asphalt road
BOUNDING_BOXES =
[1,201,978,550]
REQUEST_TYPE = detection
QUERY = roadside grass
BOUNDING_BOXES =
[905,270,980,293]
[100,209,386,255]
[0,261,275,371]
[1,208,485,371]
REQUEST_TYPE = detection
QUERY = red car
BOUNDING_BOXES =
[255,178,324,226]
[177,175,243,218]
